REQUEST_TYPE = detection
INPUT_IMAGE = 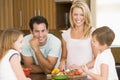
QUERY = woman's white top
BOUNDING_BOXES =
[62,28,93,68]
[0,49,21,80]
[93,48,118,80]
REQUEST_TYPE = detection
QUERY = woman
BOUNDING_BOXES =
[59,1,98,71]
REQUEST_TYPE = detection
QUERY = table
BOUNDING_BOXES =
[29,73,47,80]
[29,73,87,80]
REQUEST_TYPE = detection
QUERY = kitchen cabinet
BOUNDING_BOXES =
[0,0,56,30]
[13,0,56,30]
[13,0,36,30]
[0,0,14,30]
[55,0,91,30]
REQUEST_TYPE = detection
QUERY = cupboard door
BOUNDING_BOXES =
[0,0,13,30]
[13,0,22,30]
[38,0,56,30]
[13,0,35,30]
[13,0,56,30]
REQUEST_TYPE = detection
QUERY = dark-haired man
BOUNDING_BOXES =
[22,16,61,74]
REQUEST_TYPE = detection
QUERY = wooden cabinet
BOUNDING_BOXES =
[0,0,14,30]
[0,0,56,30]
[13,0,56,30]
[13,0,34,30]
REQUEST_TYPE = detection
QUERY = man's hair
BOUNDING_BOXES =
[29,16,48,31]
[92,26,115,46]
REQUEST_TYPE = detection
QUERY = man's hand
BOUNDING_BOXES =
[29,38,40,51]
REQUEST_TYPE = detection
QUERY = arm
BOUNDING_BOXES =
[10,54,31,80]
[33,48,58,74]
[22,55,43,73]
[59,38,67,71]
[30,38,59,74]
[86,41,100,69]
[82,64,108,80]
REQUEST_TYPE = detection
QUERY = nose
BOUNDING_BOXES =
[38,31,43,37]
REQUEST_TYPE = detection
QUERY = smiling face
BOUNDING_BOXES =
[31,23,48,43]
[14,34,24,53]
[92,35,101,50]
[72,7,85,27]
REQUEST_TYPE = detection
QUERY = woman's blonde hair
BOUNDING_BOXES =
[69,1,92,39]
[0,29,23,60]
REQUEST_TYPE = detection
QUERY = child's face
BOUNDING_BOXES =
[14,34,24,53]
[92,35,102,50]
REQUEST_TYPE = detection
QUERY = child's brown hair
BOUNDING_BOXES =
[92,26,115,46]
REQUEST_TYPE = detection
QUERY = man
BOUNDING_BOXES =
[22,16,61,74]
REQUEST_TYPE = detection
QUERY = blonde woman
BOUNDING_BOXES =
[0,29,31,80]
[59,1,98,71]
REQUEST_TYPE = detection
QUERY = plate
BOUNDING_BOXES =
[52,75,68,80]
[68,73,87,79]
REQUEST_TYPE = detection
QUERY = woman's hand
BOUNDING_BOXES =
[69,64,80,70]
[58,60,66,71]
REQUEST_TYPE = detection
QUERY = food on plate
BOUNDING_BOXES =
[23,67,32,77]
[51,68,68,79]
[66,69,83,77]
[51,68,83,79]
[51,68,60,75]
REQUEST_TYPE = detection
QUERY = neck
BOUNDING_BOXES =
[99,46,109,53]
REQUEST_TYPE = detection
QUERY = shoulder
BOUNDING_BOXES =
[5,49,20,60]
[23,34,33,45]
[24,34,33,40]
[8,49,19,54]
[47,33,61,44]
[62,28,71,39]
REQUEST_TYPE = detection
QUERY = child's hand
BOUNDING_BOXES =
[82,64,89,73]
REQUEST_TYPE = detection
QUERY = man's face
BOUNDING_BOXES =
[31,23,48,43]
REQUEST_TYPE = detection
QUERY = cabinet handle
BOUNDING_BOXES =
[38,10,40,15]
[20,11,22,27]
[34,10,37,16]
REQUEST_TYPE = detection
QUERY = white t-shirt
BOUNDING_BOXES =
[22,33,62,67]
[62,28,93,68]
[0,49,21,80]
[93,48,118,80]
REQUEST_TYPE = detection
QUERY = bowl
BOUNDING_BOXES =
[52,75,68,80]
[23,68,32,77]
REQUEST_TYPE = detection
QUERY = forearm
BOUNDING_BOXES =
[34,49,54,74]
[30,65,43,73]
[87,71,106,80]
[86,59,95,69]
[23,64,43,73]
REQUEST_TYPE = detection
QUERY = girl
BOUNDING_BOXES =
[0,29,31,80]
[82,26,118,80]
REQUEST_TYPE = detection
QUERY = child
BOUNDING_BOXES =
[0,29,31,80]
[82,26,118,80]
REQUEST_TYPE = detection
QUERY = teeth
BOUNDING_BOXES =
[77,20,81,23]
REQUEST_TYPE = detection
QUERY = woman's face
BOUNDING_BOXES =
[72,7,85,27]
[14,34,24,53]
